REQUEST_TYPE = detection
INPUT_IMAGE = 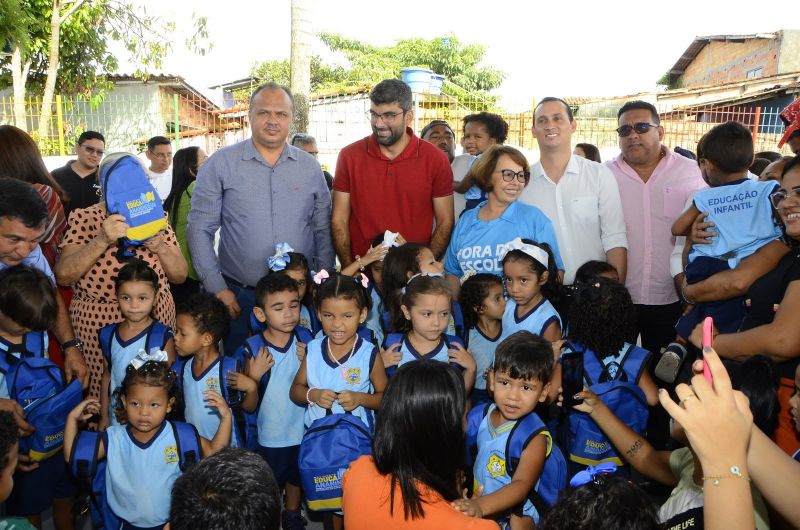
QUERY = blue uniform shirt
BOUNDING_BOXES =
[690,179,781,268]
[104,422,193,527]
[468,327,502,391]
[502,298,561,340]
[180,356,239,448]
[304,337,377,429]
[445,200,564,277]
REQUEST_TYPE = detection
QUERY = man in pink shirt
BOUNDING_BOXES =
[606,101,705,355]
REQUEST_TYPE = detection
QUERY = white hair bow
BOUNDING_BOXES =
[130,347,169,370]
[382,230,400,248]
[497,238,548,268]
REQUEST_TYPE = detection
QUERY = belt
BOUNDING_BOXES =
[222,274,255,290]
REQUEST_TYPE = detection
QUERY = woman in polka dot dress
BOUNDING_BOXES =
[55,154,188,398]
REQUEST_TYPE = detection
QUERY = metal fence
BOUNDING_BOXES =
[0,92,793,163]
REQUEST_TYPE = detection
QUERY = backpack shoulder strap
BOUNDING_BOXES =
[145,322,172,352]
[618,344,652,384]
[294,326,313,345]
[580,345,605,387]
[69,430,103,480]
[465,403,492,465]
[506,412,546,477]
[170,421,202,471]
[23,332,46,358]
[383,333,404,350]
[98,324,116,363]
[173,356,189,392]
[451,301,465,340]
[218,356,242,403]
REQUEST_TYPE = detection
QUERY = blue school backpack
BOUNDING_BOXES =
[382,333,465,378]
[298,411,372,512]
[0,334,83,462]
[101,154,167,257]
[70,421,200,530]
[237,327,314,450]
[466,404,567,515]
[173,355,247,448]
[566,341,650,467]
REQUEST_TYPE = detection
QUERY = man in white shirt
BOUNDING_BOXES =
[145,135,173,199]
[519,97,628,284]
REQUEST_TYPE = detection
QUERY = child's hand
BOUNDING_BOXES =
[16,453,39,473]
[249,347,275,380]
[551,339,566,361]
[296,341,307,362]
[309,388,337,409]
[380,342,402,367]
[451,486,484,517]
[449,343,476,373]
[363,245,389,264]
[573,388,601,414]
[69,398,100,423]
[204,391,231,418]
[226,371,257,394]
[395,233,407,246]
[337,391,363,411]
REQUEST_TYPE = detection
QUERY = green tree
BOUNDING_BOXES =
[0,0,210,138]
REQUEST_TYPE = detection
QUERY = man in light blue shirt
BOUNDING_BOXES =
[188,83,334,354]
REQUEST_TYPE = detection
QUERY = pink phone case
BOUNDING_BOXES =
[701,317,714,385]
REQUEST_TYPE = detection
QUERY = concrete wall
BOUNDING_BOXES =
[778,30,800,74]
[680,38,780,87]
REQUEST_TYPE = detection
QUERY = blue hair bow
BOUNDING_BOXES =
[569,462,618,488]
[267,242,294,271]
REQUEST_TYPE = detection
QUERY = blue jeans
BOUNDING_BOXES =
[222,279,256,356]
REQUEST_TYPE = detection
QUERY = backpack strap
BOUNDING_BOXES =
[170,421,202,472]
[98,325,116,364]
[443,334,465,372]
[357,326,376,344]
[144,322,172,353]
[219,355,247,446]
[451,301,466,341]
[465,402,492,466]
[69,430,103,481]
[506,413,552,517]
[380,311,392,335]
[618,344,652,385]
[23,332,46,358]
[294,326,313,345]
[383,333,404,378]
[173,356,188,393]
[307,305,322,335]
[579,344,605,387]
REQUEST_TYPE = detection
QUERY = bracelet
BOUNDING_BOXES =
[680,282,696,305]
[306,386,318,405]
[702,465,750,486]
[355,255,365,271]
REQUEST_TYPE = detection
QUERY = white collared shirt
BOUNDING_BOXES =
[519,154,628,284]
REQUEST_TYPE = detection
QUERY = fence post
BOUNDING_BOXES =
[173,93,181,149]
[55,95,66,156]
[752,106,761,147]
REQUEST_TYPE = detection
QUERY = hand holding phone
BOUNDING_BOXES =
[561,346,584,409]
[701,317,714,385]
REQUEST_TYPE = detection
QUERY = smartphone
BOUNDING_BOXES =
[701,317,714,385]
[561,347,584,409]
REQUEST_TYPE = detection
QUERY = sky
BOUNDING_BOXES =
[123,0,793,111]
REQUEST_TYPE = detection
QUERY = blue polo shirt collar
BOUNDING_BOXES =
[243,139,297,164]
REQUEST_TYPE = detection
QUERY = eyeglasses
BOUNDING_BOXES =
[616,122,660,137]
[366,110,406,123]
[769,187,800,209]
[495,169,530,183]
[83,145,104,156]
[149,151,172,159]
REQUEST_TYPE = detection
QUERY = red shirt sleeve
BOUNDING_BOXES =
[430,149,454,198]
[333,148,352,193]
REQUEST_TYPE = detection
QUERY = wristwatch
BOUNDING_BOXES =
[61,339,85,352]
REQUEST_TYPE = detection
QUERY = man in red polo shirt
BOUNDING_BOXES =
[332,79,455,266]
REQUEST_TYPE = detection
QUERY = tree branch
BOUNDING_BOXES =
[59,0,89,25]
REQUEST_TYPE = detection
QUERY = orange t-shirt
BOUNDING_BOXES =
[342,455,498,530]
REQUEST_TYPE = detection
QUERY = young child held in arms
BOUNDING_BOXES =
[459,273,505,405]
[65,360,231,529]
[672,121,782,339]
[382,274,477,392]
[236,273,310,530]
[100,259,175,428]
[455,331,564,529]
[174,293,258,448]
[500,238,562,342]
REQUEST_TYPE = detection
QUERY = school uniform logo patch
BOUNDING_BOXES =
[487,453,506,478]
[344,367,361,385]
[165,445,179,464]
[206,376,220,393]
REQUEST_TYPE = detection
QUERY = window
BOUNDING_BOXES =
[746,67,764,79]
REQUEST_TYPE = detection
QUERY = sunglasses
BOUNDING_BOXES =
[83,145,105,156]
[616,122,660,137]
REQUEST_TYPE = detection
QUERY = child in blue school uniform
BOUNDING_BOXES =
[262,243,317,334]
[500,238,563,342]
[99,260,175,429]
[459,273,506,406]
[289,271,388,530]
[173,293,258,448]
[235,273,310,530]
[0,266,74,528]
[455,331,565,528]
[65,360,231,530]
[382,274,477,393]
